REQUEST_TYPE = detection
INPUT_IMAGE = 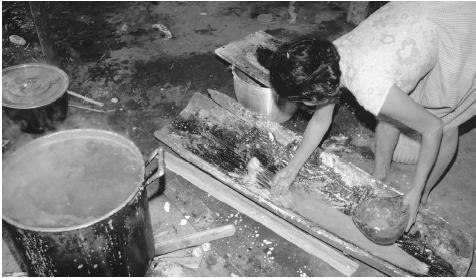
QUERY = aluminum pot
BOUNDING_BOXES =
[232,66,297,123]
[2,129,164,276]
[2,63,70,134]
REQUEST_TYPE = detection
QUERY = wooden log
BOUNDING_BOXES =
[163,152,360,277]
[155,224,236,255]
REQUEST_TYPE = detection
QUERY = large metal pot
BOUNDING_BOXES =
[2,129,163,276]
[2,63,70,134]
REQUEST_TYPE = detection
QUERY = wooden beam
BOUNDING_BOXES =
[155,224,236,255]
[164,151,359,277]
[29,2,60,65]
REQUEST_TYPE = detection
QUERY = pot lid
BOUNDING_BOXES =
[2,63,69,109]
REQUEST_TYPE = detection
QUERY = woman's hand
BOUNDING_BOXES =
[402,186,423,232]
[271,166,299,197]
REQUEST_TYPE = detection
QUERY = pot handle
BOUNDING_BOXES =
[144,146,165,187]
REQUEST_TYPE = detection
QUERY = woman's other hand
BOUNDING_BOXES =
[271,166,298,197]
[402,186,422,232]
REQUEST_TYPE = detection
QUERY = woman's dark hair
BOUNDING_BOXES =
[256,37,341,103]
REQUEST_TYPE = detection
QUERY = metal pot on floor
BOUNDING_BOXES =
[2,129,164,276]
[2,63,69,134]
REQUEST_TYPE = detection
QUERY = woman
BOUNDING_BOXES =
[258,2,475,232]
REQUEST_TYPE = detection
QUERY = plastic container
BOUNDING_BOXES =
[352,195,409,245]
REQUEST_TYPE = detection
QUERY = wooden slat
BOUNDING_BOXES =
[215,30,283,87]
[155,224,236,255]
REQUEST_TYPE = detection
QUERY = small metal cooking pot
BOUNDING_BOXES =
[2,129,164,276]
[2,63,70,134]
[232,66,297,123]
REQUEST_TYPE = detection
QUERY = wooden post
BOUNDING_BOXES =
[29,2,60,65]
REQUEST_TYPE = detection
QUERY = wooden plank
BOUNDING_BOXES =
[164,151,360,277]
[215,30,283,87]
[155,224,236,255]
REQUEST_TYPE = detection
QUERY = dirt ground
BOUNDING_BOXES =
[2,2,475,276]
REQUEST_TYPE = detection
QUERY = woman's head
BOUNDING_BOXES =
[257,37,341,106]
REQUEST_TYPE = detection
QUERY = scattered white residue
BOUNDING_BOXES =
[216,212,220,216]
[77,264,84,269]
[93,264,98,269]
[297,268,308,277]
[200,12,207,16]
[192,246,204,257]
[164,202,170,212]
[255,234,259,237]
[268,132,275,142]
[108,219,114,230]
[184,215,190,220]
[231,273,239,277]
[202,242,211,252]
[179,219,187,226]
[110,97,119,103]
[263,239,272,245]
[151,23,173,40]
[9,35,26,45]
[153,260,184,276]
[228,172,240,178]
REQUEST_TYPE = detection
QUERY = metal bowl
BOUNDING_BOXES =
[352,195,409,245]
[232,67,297,123]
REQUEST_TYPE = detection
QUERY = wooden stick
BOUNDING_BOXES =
[67,90,104,107]
[163,152,359,276]
[155,224,236,255]
[68,102,114,113]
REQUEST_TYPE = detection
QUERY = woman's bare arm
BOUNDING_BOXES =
[378,85,443,231]
[272,102,335,195]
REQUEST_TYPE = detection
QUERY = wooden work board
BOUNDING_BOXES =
[215,30,281,87]
[154,90,472,276]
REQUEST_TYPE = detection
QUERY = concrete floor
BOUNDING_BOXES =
[2,2,475,276]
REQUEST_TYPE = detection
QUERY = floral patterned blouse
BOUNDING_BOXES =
[334,2,475,130]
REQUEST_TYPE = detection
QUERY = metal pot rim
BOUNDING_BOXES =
[2,129,145,233]
[2,63,69,109]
